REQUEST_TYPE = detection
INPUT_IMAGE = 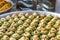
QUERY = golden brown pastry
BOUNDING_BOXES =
[0,1,8,8]
[0,3,11,11]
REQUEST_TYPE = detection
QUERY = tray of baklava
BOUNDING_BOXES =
[0,11,60,40]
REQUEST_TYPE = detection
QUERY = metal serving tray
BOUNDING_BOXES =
[0,11,60,18]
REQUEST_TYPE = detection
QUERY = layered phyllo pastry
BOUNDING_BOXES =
[0,0,12,11]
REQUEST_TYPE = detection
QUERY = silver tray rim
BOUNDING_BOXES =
[0,11,60,18]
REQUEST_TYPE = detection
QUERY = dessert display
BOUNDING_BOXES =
[0,12,60,40]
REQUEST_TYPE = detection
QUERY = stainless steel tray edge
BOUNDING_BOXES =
[0,11,60,18]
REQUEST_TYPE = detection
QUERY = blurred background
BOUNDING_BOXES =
[11,0,60,13]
